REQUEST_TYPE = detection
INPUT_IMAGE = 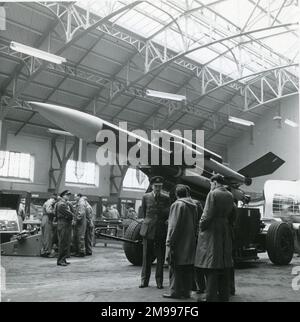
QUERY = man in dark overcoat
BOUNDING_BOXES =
[194,174,235,302]
[163,185,198,299]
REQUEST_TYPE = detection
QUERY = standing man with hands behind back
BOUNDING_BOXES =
[139,176,170,289]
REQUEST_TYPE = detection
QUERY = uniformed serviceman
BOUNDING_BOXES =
[194,174,235,302]
[163,184,198,299]
[40,193,57,257]
[139,176,170,289]
[73,193,87,257]
[56,190,74,266]
[84,196,94,256]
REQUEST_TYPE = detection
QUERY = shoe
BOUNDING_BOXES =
[64,261,71,265]
[74,253,85,257]
[157,285,164,289]
[181,294,191,299]
[197,297,207,302]
[86,253,92,256]
[162,293,181,299]
[139,284,148,288]
[57,262,67,266]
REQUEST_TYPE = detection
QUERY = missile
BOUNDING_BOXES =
[29,101,171,158]
[29,101,273,189]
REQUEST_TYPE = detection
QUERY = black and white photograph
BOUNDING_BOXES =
[0,0,300,305]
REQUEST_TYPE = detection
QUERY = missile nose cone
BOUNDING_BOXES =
[29,102,104,142]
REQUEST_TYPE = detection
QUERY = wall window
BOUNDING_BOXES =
[123,168,149,191]
[0,151,34,181]
[65,160,99,187]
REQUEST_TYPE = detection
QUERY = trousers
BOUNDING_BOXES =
[57,220,72,264]
[141,238,165,286]
[204,268,231,302]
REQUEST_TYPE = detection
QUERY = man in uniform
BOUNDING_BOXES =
[73,193,87,257]
[40,193,57,257]
[84,196,94,256]
[139,176,170,289]
[194,174,235,302]
[56,190,74,266]
[163,185,198,299]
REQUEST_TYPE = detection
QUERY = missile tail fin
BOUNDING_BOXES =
[238,152,285,178]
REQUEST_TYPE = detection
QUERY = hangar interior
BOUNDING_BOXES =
[1,1,299,200]
[0,0,300,303]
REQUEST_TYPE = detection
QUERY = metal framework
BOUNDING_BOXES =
[1,42,298,118]
[110,164,129,197]
[49,136,76,192]
[0,0,299,149]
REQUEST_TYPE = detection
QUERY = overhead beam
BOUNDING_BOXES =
[3,1,144,111]
[104,22,297,106]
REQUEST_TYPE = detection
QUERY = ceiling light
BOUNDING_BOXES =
[10,41,67,64]
[229,116,255,127]
[48,128,73,136]
[146,89,186,101]
[284,119,298,128]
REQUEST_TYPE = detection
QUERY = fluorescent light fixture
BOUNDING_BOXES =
[146,89,186,101]
[229,116,255,127]
[10,41,67,64]
[273,116,282,121]
[48,128,73,136]
[284,119,298,128]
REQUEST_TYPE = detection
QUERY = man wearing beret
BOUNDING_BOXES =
[139,176,170,289]
[56,190,74,266]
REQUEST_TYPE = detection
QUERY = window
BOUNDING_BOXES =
[123,168,149,191]
[0,151,34,182]
[65,160,99,187]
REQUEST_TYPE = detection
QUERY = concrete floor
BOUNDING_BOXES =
[1,244,300,302]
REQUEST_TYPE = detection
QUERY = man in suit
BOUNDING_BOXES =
[163,184,198,299]
[194,174,235,302]
[139,176,170,289]
[56,190,74,266]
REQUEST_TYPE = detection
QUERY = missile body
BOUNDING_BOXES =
[29,102,251,189]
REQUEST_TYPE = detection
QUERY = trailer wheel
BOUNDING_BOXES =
[123,220,144,266]
[266,222,294,265]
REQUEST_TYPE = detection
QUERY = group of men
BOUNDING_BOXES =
[139,174,236,302]
[40,190,94,266]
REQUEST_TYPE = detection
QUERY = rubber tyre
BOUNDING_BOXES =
[123,220,143,266]
[266,222,294,265]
